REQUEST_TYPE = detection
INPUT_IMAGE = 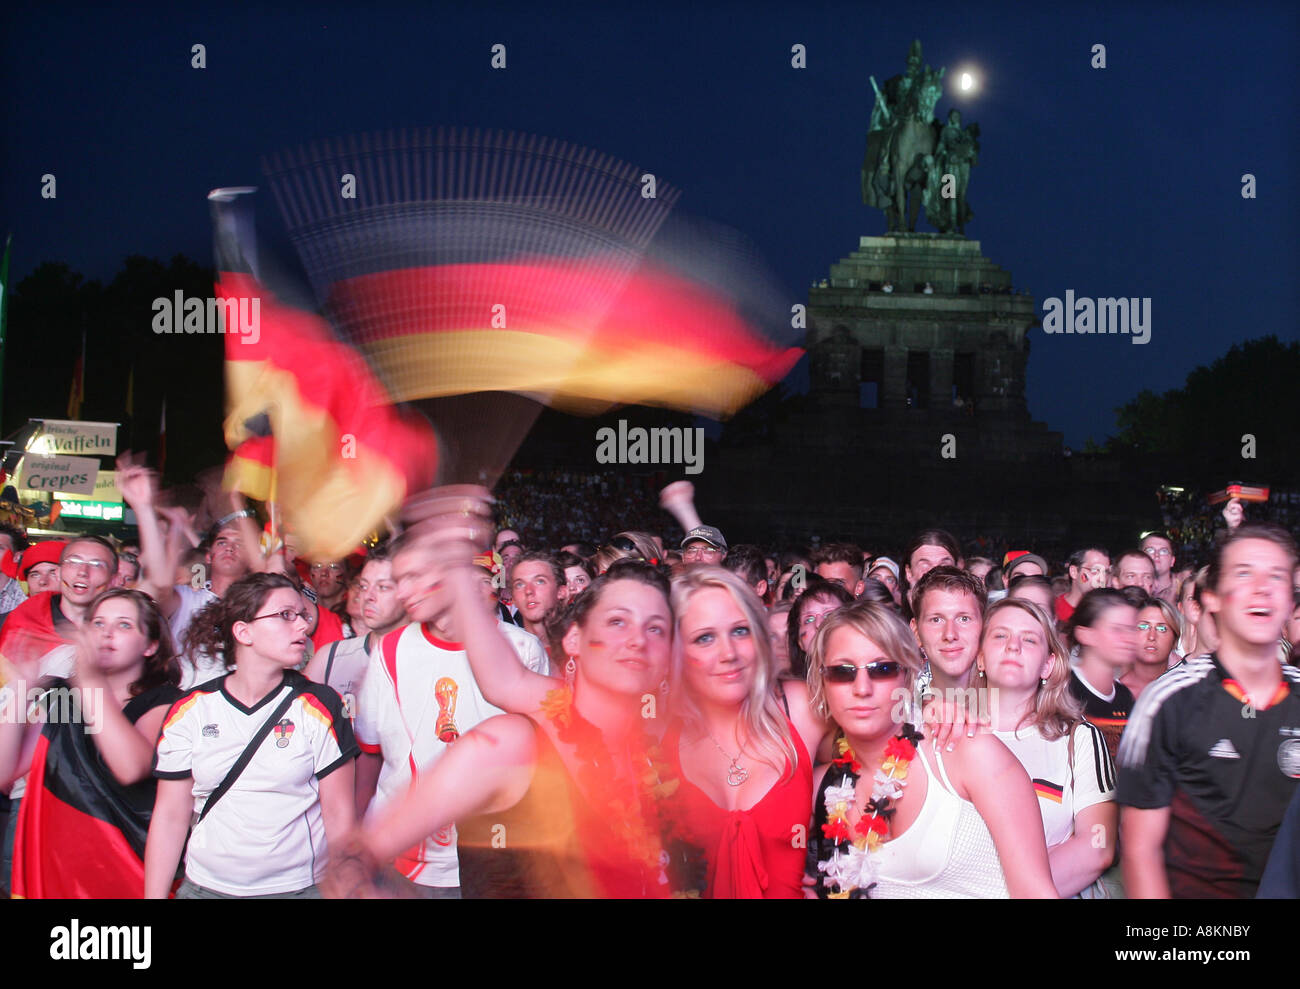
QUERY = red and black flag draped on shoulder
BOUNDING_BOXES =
[11,683,181,898]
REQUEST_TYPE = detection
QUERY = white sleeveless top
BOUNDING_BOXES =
[868,744,1010,898]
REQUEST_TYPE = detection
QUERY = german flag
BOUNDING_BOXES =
[328,259,802,417]
[262,131,803,423]
[1032,779,1064,804]
[212,190,437,561]
[10,685,175,898]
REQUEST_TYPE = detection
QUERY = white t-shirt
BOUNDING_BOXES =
[354,621,549,887]
[168,584,223,690]
[314,634,373,723]
[992,721,1116,847]
[153,672,358,896]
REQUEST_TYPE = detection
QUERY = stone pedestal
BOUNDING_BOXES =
[703,233,1066,546]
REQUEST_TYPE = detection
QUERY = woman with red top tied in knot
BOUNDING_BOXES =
[662,565,819,897]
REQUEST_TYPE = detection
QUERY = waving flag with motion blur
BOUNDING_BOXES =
[210,189,437,561]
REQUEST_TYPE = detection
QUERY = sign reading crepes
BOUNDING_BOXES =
[56,470,122,504]
[18,455,101,496]
[33,420,118,456]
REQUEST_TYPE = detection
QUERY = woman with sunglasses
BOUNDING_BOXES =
[977,598,1117,898]
[1121,596,1184,699]
[144,573,358,898]
[807,601,1056,898]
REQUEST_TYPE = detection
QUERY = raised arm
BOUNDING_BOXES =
[364,713,537,864]
[117,457,178,616]
[404,486,554,714]
[70,631,165,786]
[449,563,555,713]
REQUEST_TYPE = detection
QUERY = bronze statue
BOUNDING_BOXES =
[862,40,976,235]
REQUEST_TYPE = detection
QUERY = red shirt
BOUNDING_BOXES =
[1054,594,1076,623]
[310,606,346,651]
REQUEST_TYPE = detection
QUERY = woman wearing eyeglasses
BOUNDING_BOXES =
[1121,596,1184,699]
[144,573,358,898]
[807,601,1056,898]
[785,576,854,679]
[977,599,1117,898]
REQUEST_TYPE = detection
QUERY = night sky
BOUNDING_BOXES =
[3,0,1296,448]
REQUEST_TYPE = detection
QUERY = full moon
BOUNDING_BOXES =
[960,72,973,91]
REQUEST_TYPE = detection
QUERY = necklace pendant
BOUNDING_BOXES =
[727,760,749,786]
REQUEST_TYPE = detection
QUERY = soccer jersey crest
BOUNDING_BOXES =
[273,717,296,748]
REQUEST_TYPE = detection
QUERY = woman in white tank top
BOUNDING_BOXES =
[977,598,1118,897]
[806,602,1057,898]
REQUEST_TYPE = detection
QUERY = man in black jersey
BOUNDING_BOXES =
[1118,523,1300,898]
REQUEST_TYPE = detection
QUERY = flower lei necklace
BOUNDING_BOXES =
[815,723,924,898]
[540,686,706,897]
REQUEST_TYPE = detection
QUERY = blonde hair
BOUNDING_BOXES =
[805,601,924,725]
[670,566,798,779]
[979,598,1082,741]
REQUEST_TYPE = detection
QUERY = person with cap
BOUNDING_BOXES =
[19,541,65,598]
[681,525,727,565]
[1002,551,1048,585]
[866,556,902,606]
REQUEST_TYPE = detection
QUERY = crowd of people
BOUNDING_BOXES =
[0,469,1297,900]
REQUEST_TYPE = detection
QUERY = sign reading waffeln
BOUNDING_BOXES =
[18,455,100,496]
[33,420,118,456]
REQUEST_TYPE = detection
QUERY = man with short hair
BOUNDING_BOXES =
[681,525,727,565]
[0,536,118,662]
[354,534,547,899]
[509,552,569,660]
[910,566,986,697]
[723,544,770,602]
[1113,550,1156,595]
[1141,532,1177,604]
[1119,524,1300,898]
[1058,547,1110,623]
[811,542,866,598]
[308,559,350,612]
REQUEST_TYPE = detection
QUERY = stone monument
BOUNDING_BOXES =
[701,41,1071,548]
